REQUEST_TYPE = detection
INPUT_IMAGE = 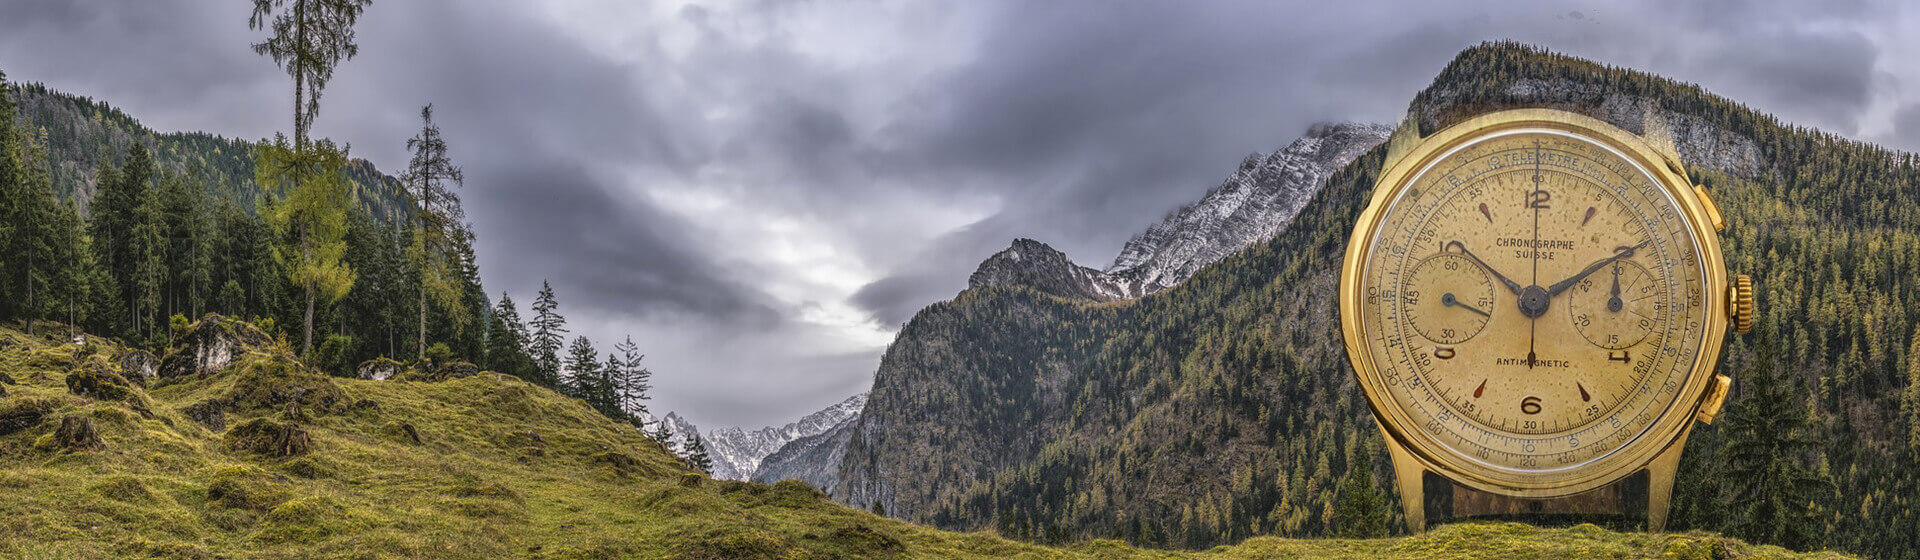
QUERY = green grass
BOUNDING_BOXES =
[0,321,1852,559]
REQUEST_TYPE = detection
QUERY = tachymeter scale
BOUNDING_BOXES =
[1401,253,1495,345]
[1355,127,1710,475]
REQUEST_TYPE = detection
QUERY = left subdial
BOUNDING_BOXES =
[1401,253,1496,345]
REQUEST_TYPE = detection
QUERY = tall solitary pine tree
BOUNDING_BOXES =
[528,281,567,389]
[248,0,371,354]
[401,104,468,360]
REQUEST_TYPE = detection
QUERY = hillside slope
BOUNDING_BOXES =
[0,318,1842,559]
[8,81,410,223]
[834,42,1920,557]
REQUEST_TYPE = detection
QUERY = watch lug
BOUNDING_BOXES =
[1379,426,1428,533]
[1645,427,1692,532]
[1695,374,1732,425]
[1693,184,1726,232]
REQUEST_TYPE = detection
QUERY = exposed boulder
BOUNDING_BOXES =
[117,350,159,385]
[66,357,135,401]
[158,314,270,381]
[0,399,54,436]
[436,361,480,380]
[183,400,227,432]
[225,418,311,457]
[355,358,403,381]
[54,415,104,450]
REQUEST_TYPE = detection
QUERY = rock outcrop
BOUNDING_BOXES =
[356,358,403,381]
[118,350,158,385]
[158,314,270,381]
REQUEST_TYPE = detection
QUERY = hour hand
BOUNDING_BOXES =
[1444,240,1523,295]
[1546,240,1650,297]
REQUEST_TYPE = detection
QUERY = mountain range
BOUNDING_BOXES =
[643,393,867,482]
[818,42,1920,558]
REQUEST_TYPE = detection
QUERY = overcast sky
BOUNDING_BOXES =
[2,0,1916,429]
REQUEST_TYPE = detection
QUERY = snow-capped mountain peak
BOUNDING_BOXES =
[663,393,868,481]
[1103,122,1390,295]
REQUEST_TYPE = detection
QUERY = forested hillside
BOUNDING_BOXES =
[9,82,409,224]
[836,42,1920,558]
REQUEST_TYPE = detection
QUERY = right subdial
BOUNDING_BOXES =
[1567,259,1659,350]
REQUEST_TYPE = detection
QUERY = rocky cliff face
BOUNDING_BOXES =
[700,393,867,481]
[966,239,1128,301]
[750,413,858,493]
[1103,122,1390,296]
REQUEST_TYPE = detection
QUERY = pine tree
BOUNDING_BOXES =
[90,145,154,339]
[685,434,714,474]
[0,70,19,323]
[402,104,468,360]
[9,125,78,337]
[1903,328,1920,456]
[614,335,652,419]
[483,293,535,380]
[248,0,371,355]
[1331,440,1389,538]
[248,0,373,153]
[257,135,357,355]
[563,335,599,400]
[131,169,167,346]
[651,421,677,454]
[600,353,626,419]
[528,281,567,388]
[1723,335,1835,550]
[158,171,211,322]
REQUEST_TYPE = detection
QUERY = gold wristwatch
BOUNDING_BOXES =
[1338,108,1755,532]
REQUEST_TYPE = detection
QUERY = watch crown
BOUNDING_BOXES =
[1728,274,1755,334]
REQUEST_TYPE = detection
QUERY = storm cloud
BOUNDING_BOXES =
[1,0,1913,428]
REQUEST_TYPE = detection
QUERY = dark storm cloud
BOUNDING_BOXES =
[475,161,778,326]
[844,1,1899,327]
[309,0,773,324]
[1695,29,1879,133]
[1,0,1908,428]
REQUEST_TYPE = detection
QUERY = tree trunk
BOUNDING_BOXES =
[419,282,426,361]
[25,234,34,336]
[301,223,314,356]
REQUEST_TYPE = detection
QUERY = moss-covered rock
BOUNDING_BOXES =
[157,314,270,381]
[354,357,403,381]
[116,349,158,386]
[65,356,135,401]
[182,400,226,432]
[0,398,54,436]
[224,418,310,457]
[221,355,346,415]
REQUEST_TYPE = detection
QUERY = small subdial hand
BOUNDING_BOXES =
[1443,240,1522,295]
[1441,292,1492,317]
[1606,262,1623,313]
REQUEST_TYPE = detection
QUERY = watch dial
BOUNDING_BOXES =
[1358,129,1710,472]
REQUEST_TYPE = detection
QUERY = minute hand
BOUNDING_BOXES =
[1545,240,1651,297]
